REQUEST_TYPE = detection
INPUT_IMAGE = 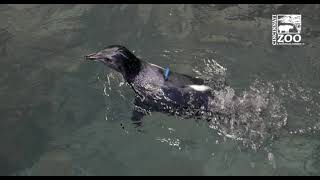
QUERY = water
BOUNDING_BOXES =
[1,4,320,176]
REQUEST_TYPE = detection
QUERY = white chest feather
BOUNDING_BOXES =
[188,85,211,92]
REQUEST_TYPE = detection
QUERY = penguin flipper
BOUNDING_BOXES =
[131,97,151,127]
[131,108,145,127]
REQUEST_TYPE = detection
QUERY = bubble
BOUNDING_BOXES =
[267,152,276,169]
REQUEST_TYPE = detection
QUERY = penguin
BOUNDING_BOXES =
[85,45,225,126]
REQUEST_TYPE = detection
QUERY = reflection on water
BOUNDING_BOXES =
[1,4,320,176]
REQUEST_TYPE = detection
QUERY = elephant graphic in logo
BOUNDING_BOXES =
[277,15,301,34]
[278,24,295,34]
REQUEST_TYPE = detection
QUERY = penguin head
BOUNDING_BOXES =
[86,45,141,81]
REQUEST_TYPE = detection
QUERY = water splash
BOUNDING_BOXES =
[194,58,227,90]
[98,71,132,122]
[206,81,288,150]
[156,137,182,150]
[193,59,288,150]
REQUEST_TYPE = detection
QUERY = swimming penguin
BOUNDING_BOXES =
[85,45,226,126]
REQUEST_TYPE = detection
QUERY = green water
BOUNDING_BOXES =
[1,4,320,176]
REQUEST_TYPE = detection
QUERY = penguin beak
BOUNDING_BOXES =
[85,52,102,61]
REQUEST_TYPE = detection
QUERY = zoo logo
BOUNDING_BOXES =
[272,14,304,46]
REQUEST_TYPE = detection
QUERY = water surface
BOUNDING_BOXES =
[1,4,320,176]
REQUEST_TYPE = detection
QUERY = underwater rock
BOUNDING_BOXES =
[137,4,153,25]
[4,4,93,70]
[199,34,253,47]
[0,28,12,56]
[272,136,320,175]
[304,144,320,175]
[193,5,271,49]
[0,111,47,176]
[30,151,73,176]
[0,5,95,175]
[151,4,194,39]
[7,4,39,10]
[11,151,74,176]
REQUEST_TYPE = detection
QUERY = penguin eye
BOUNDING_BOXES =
[105,58,112,62]
[113,53,126,60]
